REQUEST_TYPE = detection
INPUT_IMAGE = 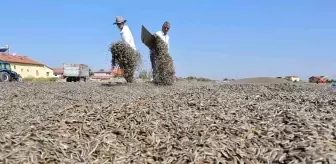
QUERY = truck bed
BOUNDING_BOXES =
[63,64,89,77]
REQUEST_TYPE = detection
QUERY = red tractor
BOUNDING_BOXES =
[309,76,327,84]
[319,78,326,84]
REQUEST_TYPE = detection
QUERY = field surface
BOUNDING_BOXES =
[0,80,336,163]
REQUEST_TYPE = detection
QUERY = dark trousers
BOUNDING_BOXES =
[150,51,157,79]
[150,52,156,70]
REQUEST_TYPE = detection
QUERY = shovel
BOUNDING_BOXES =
[141,25,155,50]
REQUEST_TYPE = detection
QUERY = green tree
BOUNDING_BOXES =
[327,79,336,83]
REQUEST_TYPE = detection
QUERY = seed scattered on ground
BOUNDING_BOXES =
[0,81,336,163]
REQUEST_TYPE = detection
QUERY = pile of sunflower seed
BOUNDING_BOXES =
[150,34,175,85]
[0,81,336,163]
[109,41,141,83]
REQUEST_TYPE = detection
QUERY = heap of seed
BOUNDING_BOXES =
[151,34,175,85]
[109,41,141,83]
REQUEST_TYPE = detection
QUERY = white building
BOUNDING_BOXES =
[91,69,113,80]
[285,76,300,82]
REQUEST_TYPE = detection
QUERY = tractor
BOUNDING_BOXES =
[0,61,22,82]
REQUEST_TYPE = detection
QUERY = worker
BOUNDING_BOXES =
[150,21,171,81]
[154,21,170,52]
[112,16,136,70]
[113,16,136,50]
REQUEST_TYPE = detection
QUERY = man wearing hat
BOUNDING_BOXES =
[112,16,136,70]
[113,16,136,51]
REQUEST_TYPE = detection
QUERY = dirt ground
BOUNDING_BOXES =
[0,80,336,163]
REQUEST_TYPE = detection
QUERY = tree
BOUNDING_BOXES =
[327,79,336,83]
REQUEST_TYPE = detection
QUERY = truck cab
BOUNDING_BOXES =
[0,62,22,82]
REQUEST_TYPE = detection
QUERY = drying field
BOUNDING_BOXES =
[0,80,336,163]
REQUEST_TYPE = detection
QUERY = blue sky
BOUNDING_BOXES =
[1,0,336,80]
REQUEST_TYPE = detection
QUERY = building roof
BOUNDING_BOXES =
[53,68,64,74]
[0,53,44,66]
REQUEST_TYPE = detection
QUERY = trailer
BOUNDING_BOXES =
[62,64,89,82]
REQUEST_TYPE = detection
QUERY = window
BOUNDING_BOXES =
[27,69,29,72]
[5,64,10,70]
[36,70,39,76]
[21,69,23,72]
[13,65,16,69]
[46,72,49,76]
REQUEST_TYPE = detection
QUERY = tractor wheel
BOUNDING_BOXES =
[17,76,23,82]
[0,72,11,82]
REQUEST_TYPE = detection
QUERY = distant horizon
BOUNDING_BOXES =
[1,50,335,81]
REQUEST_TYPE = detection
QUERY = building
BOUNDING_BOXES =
[90,69,113,80]
[0,52,54,78]
[285,76,300,82]
[309,76,327,83]
[53,68,64,77]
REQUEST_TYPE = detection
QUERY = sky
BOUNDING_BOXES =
[1,0,336,80]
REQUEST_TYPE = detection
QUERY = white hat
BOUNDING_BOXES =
[113,16,127,25]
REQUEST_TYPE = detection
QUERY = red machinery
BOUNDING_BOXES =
[309,76,327,84]
[318,78,327,84]
[112,67,123,76]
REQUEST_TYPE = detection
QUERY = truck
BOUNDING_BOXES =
[62,64,89,82]
[0,61,22,82]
